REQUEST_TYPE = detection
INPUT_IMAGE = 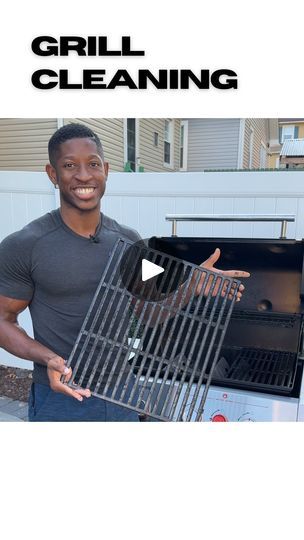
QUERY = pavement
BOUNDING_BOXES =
[0,396,28,422]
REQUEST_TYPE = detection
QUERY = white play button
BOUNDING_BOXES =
[141,258,164,282]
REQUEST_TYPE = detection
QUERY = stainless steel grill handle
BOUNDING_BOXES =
[165,214,295,239]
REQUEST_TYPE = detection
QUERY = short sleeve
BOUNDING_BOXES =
[0,232,34,301]
[126,228,142,243]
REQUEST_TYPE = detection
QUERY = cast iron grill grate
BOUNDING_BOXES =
[66,238,241,421]
[219,347,298,394]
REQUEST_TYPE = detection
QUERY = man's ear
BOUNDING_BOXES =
[104,161,109,180]
[46,163,58,188]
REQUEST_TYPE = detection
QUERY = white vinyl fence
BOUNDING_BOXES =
[1,169,304,368]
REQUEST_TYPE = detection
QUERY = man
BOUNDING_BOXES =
[0,123,249,421]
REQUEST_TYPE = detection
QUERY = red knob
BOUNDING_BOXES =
[212,414,227,422]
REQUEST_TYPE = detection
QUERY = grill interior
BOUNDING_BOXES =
[149,236,304,397]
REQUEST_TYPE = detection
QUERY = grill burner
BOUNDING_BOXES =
[66,238,241,421]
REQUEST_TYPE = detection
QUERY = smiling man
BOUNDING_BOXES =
[0,123,142,421]
[0,122,249,422]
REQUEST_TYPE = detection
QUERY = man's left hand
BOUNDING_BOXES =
[196,247,250,301]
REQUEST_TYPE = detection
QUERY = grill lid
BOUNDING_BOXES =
[151,237,304,315]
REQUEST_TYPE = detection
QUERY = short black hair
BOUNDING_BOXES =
[48,123,104,166]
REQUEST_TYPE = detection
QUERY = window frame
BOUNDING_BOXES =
[179,120,188,171]
[124,118,139,171]
[163,119,174,169]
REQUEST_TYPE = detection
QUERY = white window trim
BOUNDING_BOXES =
[179,120,188,171]
[163,119,175,169]
[123,118,139,171]
[248,127,254,169]
[237,119,245,169]
[259,141,267,168]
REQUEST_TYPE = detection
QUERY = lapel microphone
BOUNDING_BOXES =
[89,234,100,243]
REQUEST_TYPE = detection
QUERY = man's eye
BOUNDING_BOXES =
[90,162,100,167]
[63,163,74,168]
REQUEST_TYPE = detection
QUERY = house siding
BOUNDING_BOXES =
[0,118,181,172]
[138,118,181,172]
[186,118,240,170]
[243,118,269,168]
[64,118,124,171]
[0,118,58,171]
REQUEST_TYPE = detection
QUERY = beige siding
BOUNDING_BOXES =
[186,118,240,170]
[243,119,269,168]
[64,118,124,171]
[0,118,181,172]
[139,118,181,172]
[0,118,58,171]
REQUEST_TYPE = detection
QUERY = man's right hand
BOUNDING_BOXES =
[47,354,91,402]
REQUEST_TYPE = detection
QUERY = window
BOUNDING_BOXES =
[164,119,174,167]
[279,125,299,143]
[153,132,159,147]
[124,118,137,171]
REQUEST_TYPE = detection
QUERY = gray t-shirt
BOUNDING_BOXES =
[0,209,141,385]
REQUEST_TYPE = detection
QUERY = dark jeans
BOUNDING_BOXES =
[28,382,140,422]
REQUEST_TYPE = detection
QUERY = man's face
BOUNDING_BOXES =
[46,137,109,212]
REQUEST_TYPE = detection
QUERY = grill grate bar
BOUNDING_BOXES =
[67,238,240,421]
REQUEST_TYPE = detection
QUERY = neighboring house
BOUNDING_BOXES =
[183,118,273,171]
[0,118,181,173]
[0,117,285,173]
[280,139,304,168]
[268,118,304,169]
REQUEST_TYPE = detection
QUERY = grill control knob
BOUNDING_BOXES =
[212,414,227,422]
[238,413,255,422]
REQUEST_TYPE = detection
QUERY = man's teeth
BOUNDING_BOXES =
[75,188,95,194]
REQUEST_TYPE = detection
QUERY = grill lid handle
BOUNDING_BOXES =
[165,214,295,239]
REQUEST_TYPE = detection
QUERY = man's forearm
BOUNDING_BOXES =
[0,320,58,365]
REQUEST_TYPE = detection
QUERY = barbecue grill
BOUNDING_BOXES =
[148,214,304,421]
[66,237,241,421]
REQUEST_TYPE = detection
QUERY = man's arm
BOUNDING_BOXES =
[0,295,90,401]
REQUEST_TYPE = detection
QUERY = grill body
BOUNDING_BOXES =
[149,236,304,421]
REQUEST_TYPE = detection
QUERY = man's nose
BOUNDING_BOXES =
[75,165,92,181]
